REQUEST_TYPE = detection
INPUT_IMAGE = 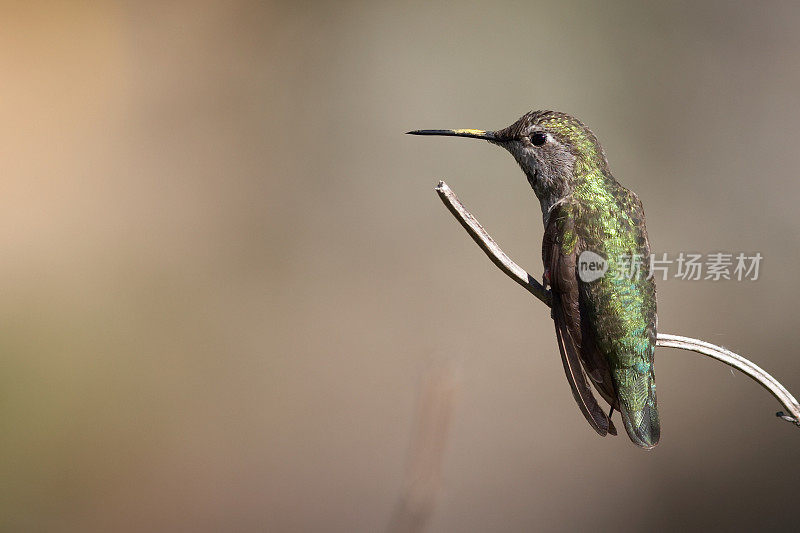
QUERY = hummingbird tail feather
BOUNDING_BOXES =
[553,300,613,436]
[607,406,618,436]
[618,384,660,449]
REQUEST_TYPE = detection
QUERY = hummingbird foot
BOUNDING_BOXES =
[544,269,555,318]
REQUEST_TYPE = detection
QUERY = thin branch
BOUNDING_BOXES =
[657,334,800,426]
[435,181,551,307]
[434,180,800,427]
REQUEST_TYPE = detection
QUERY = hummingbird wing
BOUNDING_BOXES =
[544,208,616,437]
[577,311,620,411]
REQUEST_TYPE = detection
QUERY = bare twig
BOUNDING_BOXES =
[657,334,800,426]
[435,181,551,307]
[434,180,800,427]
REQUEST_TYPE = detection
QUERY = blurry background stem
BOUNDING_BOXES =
[435,180,800,427]
[388,363,458,533]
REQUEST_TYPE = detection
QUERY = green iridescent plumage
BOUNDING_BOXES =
[408,111,660,448]
[533,112,659,447]
[551,181,659,447]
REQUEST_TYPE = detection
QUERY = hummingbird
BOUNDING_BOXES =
[408,111,660,448]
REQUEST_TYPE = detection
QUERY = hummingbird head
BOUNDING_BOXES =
[408,110,611,216]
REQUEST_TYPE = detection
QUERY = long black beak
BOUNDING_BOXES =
[406,128,497,141]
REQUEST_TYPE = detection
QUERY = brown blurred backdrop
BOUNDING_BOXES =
[2,1,800,531]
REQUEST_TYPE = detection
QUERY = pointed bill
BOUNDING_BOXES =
[406,128,496,140]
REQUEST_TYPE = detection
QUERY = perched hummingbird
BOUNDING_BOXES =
[408,111,660,448]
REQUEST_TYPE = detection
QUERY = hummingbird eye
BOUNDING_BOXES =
[529,131,547,146]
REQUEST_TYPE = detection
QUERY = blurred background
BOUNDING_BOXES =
[2,1,800,531]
